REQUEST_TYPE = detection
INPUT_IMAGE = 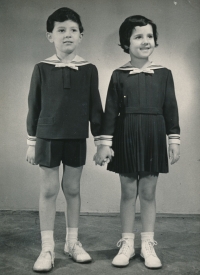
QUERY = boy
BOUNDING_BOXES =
[26,7,103,272]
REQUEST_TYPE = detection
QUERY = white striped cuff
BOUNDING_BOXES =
[168,134,180,145]
[101,135,113,146]
[94,136,101,146]
[27,135,36,146]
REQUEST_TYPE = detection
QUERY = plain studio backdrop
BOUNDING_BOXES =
[0,0,200,215]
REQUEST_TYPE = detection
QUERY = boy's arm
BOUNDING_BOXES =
[89,65,103,145]
[26,64,41,145]
[26,145,36,165]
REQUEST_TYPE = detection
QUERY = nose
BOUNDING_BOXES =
[65,30,71,37]
[142,38,148,45]
[142,36,149,45]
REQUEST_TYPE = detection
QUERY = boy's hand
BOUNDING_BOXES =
[26,145,36,165]
[93,145,114,166]
[169,144,180,165]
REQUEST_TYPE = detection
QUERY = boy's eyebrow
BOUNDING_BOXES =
[56,25,79,29]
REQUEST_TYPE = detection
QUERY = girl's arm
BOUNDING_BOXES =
[94,72,120,165]
[163,70,180,164]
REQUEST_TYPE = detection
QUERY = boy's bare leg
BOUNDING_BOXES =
[39,166,60,231]
[62,165,82,228]
[62,165,91,263]
[33,166,60,272]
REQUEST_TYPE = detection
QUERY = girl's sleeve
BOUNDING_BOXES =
[100,72,120,146]
[26,64,41,145]
[89,65,103,144]
[163,70,180,144]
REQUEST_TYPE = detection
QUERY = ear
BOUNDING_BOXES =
[46,32,54,43]
[79,33,83,42]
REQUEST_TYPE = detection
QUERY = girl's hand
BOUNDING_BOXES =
[169,144,180,165]
[93,145,114,166]
[26,145,36,165]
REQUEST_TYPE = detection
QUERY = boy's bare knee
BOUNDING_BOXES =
[65,185,80,197]
[41,187,58,199]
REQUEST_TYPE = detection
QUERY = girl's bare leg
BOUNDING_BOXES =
[138,172,158,232]
[119,173,138,233]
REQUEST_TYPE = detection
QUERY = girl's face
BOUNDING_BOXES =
[129,24,155,60]
[47,20,83,57]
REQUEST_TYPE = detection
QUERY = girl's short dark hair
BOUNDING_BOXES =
[119,15,158,54]
[47,7,84,33]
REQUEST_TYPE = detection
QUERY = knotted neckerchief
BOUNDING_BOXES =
[40,55,90,88]
[118,62,164,75]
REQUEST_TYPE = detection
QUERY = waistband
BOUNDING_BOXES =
[124,107,163,115]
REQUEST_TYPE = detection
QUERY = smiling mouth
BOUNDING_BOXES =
[64,41,73,44]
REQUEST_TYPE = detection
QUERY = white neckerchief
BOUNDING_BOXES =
[40,54,90,70]
[118,62,164,75]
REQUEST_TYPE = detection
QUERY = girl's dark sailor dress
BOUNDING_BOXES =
[27,55,103,146]
[101,63,180,174]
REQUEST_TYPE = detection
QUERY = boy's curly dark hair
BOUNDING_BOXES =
[119,15,158,54]
[47,7,84,33]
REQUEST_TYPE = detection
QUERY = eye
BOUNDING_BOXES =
[72,29,78,32]
[135,35,142,39]
[148,34,154,39]
[58,29,65,33]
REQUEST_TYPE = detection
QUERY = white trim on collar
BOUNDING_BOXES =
[117,62,165,75]
[40,54,90,69]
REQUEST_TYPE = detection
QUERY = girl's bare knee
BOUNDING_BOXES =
[139,188,156,202]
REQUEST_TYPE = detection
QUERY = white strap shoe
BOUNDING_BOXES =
[112,238,135,267]
[64,241,92,263]
[33,250,55,272]
[140,239,162,269]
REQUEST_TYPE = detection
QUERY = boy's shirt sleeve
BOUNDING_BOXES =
[26,64,41,145]
[89,65,103,145]
[163,70,180,145]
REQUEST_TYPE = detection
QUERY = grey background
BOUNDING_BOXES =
[0,0,200,214]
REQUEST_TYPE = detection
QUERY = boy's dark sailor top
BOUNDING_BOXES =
[100,62,180,147]
[27,55,103,145]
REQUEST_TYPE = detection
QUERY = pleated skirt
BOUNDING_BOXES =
[107,114,169,174]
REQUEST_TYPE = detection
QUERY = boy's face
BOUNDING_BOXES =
[128,24,155,60]
[47,20,83,56]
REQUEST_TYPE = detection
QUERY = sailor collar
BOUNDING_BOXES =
[40,54,90,70]
[117,62,164,75]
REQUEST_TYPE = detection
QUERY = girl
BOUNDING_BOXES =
[94,15,180,269]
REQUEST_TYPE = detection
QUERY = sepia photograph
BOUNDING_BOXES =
[0,0,200,274]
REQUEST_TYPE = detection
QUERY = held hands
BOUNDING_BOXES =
[93,145,114,166]
[26,145,36,165]
[169,144,180,165]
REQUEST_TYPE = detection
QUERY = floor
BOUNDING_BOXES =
[0,212,200,275]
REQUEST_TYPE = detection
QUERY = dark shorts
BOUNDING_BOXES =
[35,138,86,168]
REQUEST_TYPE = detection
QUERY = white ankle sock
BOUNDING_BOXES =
[141,232,154,241]
[41,230,54,252]
[122,233,135,247]
[66,227,78,245]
